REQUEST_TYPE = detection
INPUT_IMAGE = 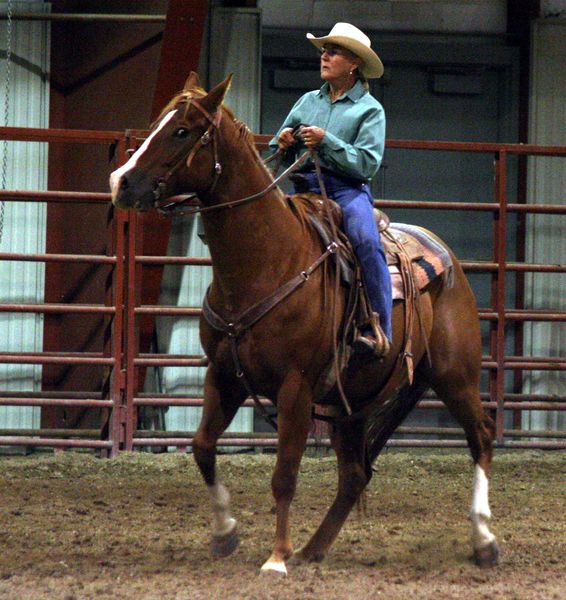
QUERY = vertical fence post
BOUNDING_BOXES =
[107,136,128,456]
[109,208,128,456]
[123,212,136,451]
[122,135,142,451]
[492,150,508,444]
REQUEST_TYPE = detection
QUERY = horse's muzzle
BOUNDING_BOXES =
[110,172,155,211]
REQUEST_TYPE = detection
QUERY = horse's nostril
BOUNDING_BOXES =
[119,176,128,190]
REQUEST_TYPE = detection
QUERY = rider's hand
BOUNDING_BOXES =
[277,128,296,151]
[299,126,325,148]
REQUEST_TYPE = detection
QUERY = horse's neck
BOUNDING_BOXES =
[203,187,302,279]
[202,148,307,309]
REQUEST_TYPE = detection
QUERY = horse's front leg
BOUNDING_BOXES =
[260,369,313,576]
[293,414,369,563]
[193,365,247,557]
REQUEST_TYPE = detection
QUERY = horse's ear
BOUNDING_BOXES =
[183,72,202,92]
[201,74,233,113]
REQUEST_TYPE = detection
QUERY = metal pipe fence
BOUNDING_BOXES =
[0,126,127,455]
[0,126,564,453]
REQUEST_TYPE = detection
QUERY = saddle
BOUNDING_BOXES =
[287,192,453,395]
[289,193,453,300]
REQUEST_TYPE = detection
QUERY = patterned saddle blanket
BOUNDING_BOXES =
[384,223,454,299]
[288,193,453,300]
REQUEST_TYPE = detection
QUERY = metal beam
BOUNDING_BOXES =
[136,0,209,404]
[151,1,209,120]
[0,13,166,23]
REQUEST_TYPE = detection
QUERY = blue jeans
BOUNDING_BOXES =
[296,172,392,341]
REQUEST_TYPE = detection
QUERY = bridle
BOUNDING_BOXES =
[152,96,224,210]
[152,97,311,217]
[145,97,355,422]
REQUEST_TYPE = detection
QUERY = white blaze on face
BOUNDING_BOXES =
[109,110,178,198]
[470,464,496,549]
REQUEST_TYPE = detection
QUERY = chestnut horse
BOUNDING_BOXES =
[110,73,499,574]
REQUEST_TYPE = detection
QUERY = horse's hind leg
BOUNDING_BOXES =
[428,281,499,566]
[293,416,369,563]
[193,365,247,558]
[433,377,499,566]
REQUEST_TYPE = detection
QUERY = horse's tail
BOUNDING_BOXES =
[364,373,430,477]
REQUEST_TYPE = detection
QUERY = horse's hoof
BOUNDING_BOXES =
[259,560,287,576]
[473,541,499,568]
[287,551,305,566]
[210,528,239,558]
[289,548,325,565]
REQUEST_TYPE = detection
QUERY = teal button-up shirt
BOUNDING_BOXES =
[269,80,385,182]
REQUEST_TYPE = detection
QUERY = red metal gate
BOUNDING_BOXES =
[0,126,126,455]
[0,126,565,454]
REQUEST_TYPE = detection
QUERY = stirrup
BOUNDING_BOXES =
[352,326,391,358]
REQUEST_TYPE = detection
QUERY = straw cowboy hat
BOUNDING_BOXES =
[307,22,384,79]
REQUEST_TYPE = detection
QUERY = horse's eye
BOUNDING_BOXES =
[175,128,189,139]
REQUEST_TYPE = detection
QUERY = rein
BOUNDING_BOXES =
[154,96,310,217]
[150,101,353,425]
[156,148,311,217]
[311,152,352,416]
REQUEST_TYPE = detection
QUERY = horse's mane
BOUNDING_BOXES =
[154,87,207,125]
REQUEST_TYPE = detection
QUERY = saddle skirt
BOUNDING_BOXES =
[288,193,454,300]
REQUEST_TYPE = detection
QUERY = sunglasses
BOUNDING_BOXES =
[318,45,344,57]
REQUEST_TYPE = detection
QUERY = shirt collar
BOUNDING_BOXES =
[318,80,365,102]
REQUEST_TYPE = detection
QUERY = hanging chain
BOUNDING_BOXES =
[0,0,13,246]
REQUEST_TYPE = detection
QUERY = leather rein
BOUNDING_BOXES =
[153,97,311,217]
[150,98,346,428]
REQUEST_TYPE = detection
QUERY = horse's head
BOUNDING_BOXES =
[110,72,232,211]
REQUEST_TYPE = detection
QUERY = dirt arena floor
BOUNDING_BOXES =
[0,448,563,600]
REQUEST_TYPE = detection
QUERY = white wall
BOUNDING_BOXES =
[0,1,50,430]
[209,7,261,131]
[523,18,566,433]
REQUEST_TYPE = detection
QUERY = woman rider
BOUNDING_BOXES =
[269,22,392,357]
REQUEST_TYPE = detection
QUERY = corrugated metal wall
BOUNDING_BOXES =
[209,7,261,131]
[0,1,50,430]
[523,18,566,432]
